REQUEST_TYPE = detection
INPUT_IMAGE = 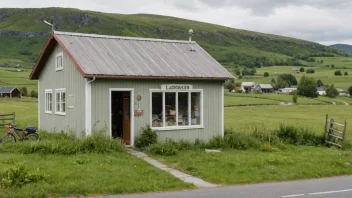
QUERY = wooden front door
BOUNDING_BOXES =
[122,92,131,145]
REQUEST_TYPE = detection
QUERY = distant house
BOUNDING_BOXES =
[241,82,255,93]
[0,87,22,98]
[317,86,326,96]
[259,84,274,93]
[279,87,297,94]
[292,68,300,73]
[29,31,234,146]
[336,88,348,96]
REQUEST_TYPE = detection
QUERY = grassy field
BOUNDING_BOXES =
[234,59,352,90]
[0,152,192,197]
[153,147,352,185]
[0,67,37,92]
[224,92,341,106]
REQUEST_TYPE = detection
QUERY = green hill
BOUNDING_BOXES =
[330,44,352,55]
[0,7,348,69]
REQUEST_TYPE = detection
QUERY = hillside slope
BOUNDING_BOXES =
[0,7,347,68]
[330,44,352,55]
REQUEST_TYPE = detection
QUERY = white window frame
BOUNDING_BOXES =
[45,89,53,114]
[56,52,63,71]
[150,89,203,131]
[55,88,66,116]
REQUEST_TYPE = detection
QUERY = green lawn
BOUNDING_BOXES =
[0,153,193,198]
[152,147,352,185]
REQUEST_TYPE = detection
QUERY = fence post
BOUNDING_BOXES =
[324,114,328,139]
[341,119,347,150]
[13,112,16,124]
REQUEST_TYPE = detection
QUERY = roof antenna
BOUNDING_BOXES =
[44,20,54,32]
[189,29,195,52]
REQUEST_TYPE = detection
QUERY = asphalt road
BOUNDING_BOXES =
[102,175,352,198]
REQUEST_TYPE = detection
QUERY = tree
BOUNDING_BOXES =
[234,68,241,76]
[344,71,348,76]
[334,70,342,76]
[264,72,269,77]
[299,67,305,72]
[277,74,298,88]
[292,94,298,104]
[326,84,339,98]
[331,64,335,69]
[271,78,276,84]
[250,68,257,76]
[348,86,352,97]
[317,79,324,87]
[297,76,318,98]
[30,90,38,98]
[20,87,28,96]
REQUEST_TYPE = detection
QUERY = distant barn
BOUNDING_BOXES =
[0,87,22,98]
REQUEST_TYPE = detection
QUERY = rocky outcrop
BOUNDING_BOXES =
[0,30,49,37]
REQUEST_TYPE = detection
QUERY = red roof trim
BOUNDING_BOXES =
[29,33,86,80]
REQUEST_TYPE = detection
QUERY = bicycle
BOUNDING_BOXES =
[0,124,40,144]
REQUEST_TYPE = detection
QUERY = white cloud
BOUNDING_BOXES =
[1,0,352,45]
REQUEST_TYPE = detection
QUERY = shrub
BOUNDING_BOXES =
[30,90,38,98]
[135,125,157,149]
[275,124,324,146]
[147,140,178,156]
[326,84,339,98]
[0,164,46,188]
[334,70,342,76]
[344,71,348,76]
[264,72,269,77]
[348,86,352,97]
[299,67,305,72]
[306,69,315,74]
[317,79,323,87]
[20,87,28,96]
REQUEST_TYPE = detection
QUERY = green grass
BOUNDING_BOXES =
[0,152,193,197]
[152,147,352,185]
[224,105,351,140]
[225,92,335,106]
[0,67,37,92]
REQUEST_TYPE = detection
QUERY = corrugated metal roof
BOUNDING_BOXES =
[54,31,234,80]
[241,82,255,87]
[259,84,273,89]
[0,87,16,93]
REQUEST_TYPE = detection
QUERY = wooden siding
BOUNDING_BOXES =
[38,44,86,135]
[91,80,223,142]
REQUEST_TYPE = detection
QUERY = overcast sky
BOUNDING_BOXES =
[2,0,352,45]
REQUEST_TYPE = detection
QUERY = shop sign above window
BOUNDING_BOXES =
[161,84,193,90]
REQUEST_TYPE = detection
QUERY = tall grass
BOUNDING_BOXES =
[0,131,125,155]
[147,124,326,156]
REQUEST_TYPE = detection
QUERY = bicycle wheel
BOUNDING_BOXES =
[23,133,40,141]
[0,134,16,144]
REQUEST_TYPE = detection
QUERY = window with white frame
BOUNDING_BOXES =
[45,89,53,114]
[55,89,66,115]
[151,89,202,128]
[56,52,63,71]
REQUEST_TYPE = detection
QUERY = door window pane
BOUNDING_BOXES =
[152,93,163,127]
[191,92,201,125]
[178,92,189,126]
[165,92,176,126]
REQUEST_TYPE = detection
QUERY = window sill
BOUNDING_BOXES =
[55,112,66,116]
[45,111,52,114]
[55,68,63,72]
[151,125,204,131]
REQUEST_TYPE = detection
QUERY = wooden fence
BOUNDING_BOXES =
[0,112,15,128]
[324,114,347,149]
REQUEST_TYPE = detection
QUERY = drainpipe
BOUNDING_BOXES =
[85,77,95,136]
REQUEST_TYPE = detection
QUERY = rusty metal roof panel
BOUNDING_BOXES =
[55,31,234,79]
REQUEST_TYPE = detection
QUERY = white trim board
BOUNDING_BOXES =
[109,88,135,146]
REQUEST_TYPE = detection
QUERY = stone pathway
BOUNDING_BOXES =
[126,148,217,188]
